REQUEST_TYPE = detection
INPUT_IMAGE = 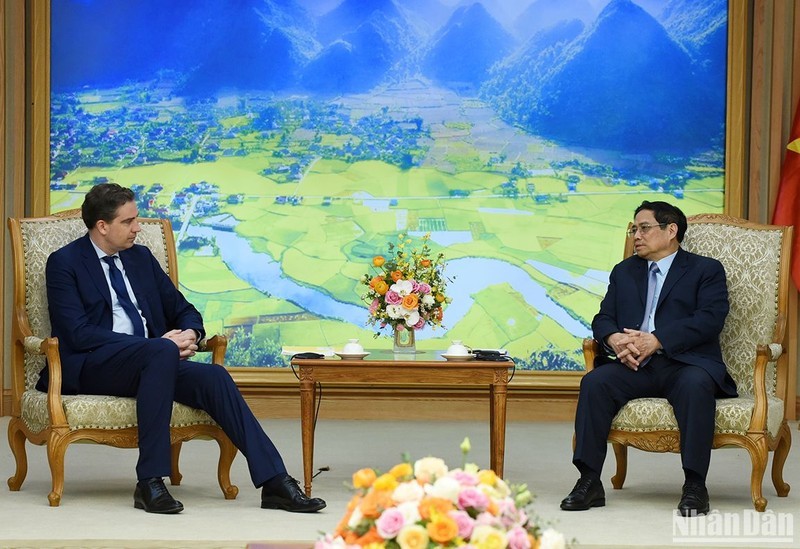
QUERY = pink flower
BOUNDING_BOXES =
[448,510,475,539]
[417,282,431,295]
[369,298,380,314]
[507,526,531,549]
[450,470,479,486]
[458,486,489,511]
[475,511,500,527]
[376,507,406,539]
[411,279,421,292]
[385,290,402,305]
[413,317,426,330]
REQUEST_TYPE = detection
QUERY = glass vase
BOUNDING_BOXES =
[392,326,416,353]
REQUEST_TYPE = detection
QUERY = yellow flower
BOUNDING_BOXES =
[396,524,429,549]
[389,462,413,479]
[471,524,509,549]
[478,469,498,486]
[373,255,386,267]
[374,280,389,295]
[372,472,399,492]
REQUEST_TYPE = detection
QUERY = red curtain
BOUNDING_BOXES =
[772,103,800,290]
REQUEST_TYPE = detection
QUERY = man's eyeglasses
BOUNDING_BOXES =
[627,223,669,237]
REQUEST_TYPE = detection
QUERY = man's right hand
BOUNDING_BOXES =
[161,329,198,359]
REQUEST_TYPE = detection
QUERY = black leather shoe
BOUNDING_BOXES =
[678,481,710,516]
[133,477,184,514]
[560,475,606,511]
[261,474,326,513]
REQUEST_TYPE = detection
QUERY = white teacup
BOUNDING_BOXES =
[446,340,469,356]
[342,338,364,354]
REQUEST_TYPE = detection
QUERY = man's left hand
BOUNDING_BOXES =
[622,328,662,365]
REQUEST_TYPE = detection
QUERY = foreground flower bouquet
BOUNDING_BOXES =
[315,450,569,549]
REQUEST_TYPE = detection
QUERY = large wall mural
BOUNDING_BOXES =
[49,0,727,369]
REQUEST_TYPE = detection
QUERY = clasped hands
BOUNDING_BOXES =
[606,329,662,371]
[162,329,198,358]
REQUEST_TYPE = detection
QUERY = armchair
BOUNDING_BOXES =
[6,210,239,506]
[583,213,793,511]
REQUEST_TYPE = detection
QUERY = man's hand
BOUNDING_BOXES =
[161,329,198,359]
[606,330,662,371]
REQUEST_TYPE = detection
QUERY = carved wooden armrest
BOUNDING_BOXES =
[197,334,228,366]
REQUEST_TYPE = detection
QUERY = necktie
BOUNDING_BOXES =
[102,255,145,337]
[640,263,660,333]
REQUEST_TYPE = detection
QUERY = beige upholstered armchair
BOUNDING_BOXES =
[6,210,239,506]
[583,214,793,511]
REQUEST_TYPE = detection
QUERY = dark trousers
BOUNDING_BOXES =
[573,355,717,479]
[79,338,286,486]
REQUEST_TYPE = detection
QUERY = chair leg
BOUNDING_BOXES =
[216,433,239,500]
[610,442,627,489]
[46,435,68,507]
[6,418,28,491]
[169,442,183,486]
[771,423,791,497]
[746,436,769,512]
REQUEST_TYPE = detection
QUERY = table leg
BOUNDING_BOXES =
[489,380,508,478]
[300,375,316,497]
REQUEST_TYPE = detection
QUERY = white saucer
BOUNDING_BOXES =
[442,353,475,361]
[336,352,370,360]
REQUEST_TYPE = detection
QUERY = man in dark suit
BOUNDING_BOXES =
[561,201,736,516]
[42,183,326,514]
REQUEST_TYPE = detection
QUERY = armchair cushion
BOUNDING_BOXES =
[21,390,220,434]
[610,396,785,438]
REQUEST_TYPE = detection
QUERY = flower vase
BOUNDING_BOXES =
[393,326,416,353]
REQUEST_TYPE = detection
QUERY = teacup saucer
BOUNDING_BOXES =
[442,353,475,361]
[336,351,370,360]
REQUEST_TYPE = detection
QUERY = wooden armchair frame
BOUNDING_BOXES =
[583,214,793,511]
[6,210,239,506]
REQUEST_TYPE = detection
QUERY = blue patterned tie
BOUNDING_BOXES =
[102,256,145,337]
[641,263,660,333]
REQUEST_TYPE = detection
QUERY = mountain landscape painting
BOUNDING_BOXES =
[49,0,728,369]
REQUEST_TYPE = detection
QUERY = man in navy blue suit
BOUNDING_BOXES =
[561,201,737,517]
[42,183,326,514]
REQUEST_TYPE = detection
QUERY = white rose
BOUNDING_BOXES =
[425,475,461,502]
[393,480,425,504]
[387,304,403,319]
[414,456,448,483]
[395,500,422,524]
[540,528,566,549]
[422,294,435,306]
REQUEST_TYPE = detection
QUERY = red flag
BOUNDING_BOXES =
[773,102,800,290]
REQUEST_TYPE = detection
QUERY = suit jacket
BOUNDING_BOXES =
[592,247,737,397]
[43,233,205,394]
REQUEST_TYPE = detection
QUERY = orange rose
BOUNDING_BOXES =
[373,255,385,267]
[391,270,403,282]
[369,275,384,288]
[401,294,419,310]
[421,259,431,268]
[427,514,458,544]
[359,489,393,518]
[356,527,383,546]
[418,497,454,520]
[435,294,445,303]
[374,280,389,295]
[434,308,443,321]
[353,468,377,489]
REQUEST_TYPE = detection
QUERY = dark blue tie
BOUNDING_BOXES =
[102,256,145,337]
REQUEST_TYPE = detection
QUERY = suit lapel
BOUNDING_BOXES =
[79,235,113,307]
[633,257,649,308]
[656,248,689,308]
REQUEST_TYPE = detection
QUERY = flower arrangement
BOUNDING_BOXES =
[315,438,569,549]
[361,232,449,335]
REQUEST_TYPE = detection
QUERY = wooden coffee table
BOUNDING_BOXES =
[290,352,514,496]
